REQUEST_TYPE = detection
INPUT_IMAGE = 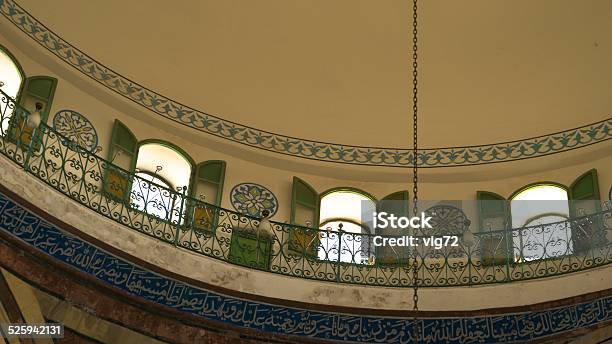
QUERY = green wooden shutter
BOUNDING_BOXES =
[569,169,604,251]
[103,120,137,201]
[191,160,226,232]
[291,177,319,225]
[375,191,409,266]
[13,76,57,148]
[192,160,226,205]
[570,170,600,199]
[477,191,511,266]
[289,177,319,257]
[380,191,409,206]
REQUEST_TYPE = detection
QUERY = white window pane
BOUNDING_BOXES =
[510,185,572,261]
[320,191,375,223]
[136,143,191,190]
[319,221,369,264]
[0,50,23,136]
[131,173,181,223]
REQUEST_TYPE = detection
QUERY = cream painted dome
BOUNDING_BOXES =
[13,0,612,149]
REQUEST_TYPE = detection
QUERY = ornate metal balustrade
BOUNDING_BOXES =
[1,90,611,287]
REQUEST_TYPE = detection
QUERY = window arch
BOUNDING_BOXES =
[135,140,194,190]
[0,44,25,136]
[130,140,194,223]
[510,183,572,261]
[318,188,376,264]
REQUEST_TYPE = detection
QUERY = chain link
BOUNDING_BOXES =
[411,0,420,342]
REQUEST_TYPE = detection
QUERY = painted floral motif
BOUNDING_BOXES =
[231,183,278,217]
[52,109,98,151]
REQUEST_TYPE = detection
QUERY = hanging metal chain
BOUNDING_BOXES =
[411,0,420,342]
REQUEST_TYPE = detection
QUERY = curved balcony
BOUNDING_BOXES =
[1,89,611,288]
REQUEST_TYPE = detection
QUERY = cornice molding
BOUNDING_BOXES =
[1,0,610,167]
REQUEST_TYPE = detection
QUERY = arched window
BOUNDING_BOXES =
[0,45,25,136]
[318,188,376,264]
[130,141,193,223]
[510,184,572,261]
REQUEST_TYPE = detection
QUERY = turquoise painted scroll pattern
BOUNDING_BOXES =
[52,109,98,151]
[1,0,610,167]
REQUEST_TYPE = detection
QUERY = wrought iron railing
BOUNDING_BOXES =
[1,89,611,287]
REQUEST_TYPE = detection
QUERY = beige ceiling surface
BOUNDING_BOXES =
[16,0,612,148]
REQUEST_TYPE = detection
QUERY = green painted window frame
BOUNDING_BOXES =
[508,182,570,261]
[134,138,195,194]
[134,139,195,225]
[316,187,377,264]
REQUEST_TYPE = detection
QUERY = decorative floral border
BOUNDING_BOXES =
[1,0,610,167]
[0,189,610,343]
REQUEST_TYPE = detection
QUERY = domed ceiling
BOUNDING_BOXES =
[14,0,612,148]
